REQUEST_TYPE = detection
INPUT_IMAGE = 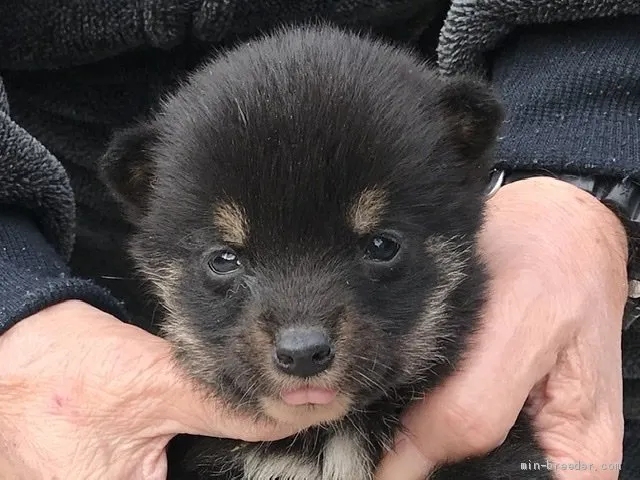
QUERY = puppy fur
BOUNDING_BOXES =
[100,24,552,480]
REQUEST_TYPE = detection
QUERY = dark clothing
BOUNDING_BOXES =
[1,1,639,476]
[0,209,126,328]
[491,17,640,180]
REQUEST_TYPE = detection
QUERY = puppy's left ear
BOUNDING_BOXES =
[437,76,504,163]
[99,122,158,223]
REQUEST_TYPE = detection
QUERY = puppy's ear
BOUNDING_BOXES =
[99,122,158,222]
[437,76,504,162]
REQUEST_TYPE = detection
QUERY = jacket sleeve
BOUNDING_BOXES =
[437,3,640,180]
[491,15,639,179]
[0,77,127,333]
[438,0,640,179]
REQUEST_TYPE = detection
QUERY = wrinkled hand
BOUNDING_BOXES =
[0,300,297,480]
[376,177,628,479]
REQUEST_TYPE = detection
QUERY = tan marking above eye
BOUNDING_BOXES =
[347,188,389,235]
[213,201,249,246]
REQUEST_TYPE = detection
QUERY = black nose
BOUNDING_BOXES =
[273,328,335,378]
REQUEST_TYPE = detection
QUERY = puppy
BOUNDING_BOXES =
[100,24,552,480]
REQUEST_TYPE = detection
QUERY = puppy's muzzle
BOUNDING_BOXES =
[273,328,335,377]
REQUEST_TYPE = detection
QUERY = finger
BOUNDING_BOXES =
[91,316,299,442]
[376,279,564,480]
[147,346,299,442]
[375,433,435,480]
[534,313,624,479]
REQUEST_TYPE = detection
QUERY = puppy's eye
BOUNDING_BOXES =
[364,235,400,262]
[207,250,242,275]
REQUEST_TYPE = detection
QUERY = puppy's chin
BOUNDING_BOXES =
[259,394,352,429]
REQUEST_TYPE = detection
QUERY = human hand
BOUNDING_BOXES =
[376,177,628,479]
[0,300,297,480]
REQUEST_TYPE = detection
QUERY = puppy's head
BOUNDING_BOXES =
[100,25,502,429]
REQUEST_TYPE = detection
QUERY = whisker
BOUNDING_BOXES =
[98,275,130,280]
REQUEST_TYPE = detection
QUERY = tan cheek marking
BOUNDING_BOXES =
[213,201,249,246]
[400,235,473,378]
[138,261,184,317]
[348,188,388,235]
[138,261,216,382]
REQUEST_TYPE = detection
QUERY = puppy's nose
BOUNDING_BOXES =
[273,328,335,377]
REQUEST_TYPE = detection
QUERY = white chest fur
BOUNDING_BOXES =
[244,451,322,480]
[242,432,371,480]
[322,433,372,480]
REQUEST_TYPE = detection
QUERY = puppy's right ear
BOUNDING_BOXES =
[439,77,504,158]
[99,123,158,222]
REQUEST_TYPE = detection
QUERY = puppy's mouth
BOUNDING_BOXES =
[280,386,337,406]
[259,382,352,429]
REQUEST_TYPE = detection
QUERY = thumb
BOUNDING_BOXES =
[139,337,299,442]
[376,281,560,480]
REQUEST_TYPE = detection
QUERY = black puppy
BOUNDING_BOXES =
[100,24,552,480]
